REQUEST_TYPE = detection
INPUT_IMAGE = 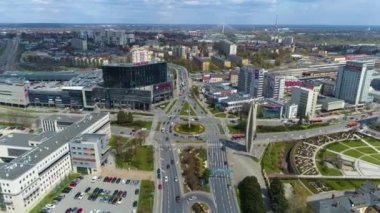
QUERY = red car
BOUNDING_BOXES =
[69,182,77,188]
[65,208,71,213]
[76,208,83,213]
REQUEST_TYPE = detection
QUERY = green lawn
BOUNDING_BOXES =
[356,147,378,154]
[262,142,291,173]
[111,120,153,130]
[360,156,380,165]
[116,145,154,171]
[227,124,244,134]
[341,140,367,147]
[30,173,80,213]
[137,180,154,213]
[325,142,350,153]
[362,137,380,146]
[321,179,380,191]
[180,101,196,116]
[166,100,177,113]
[214,112,227,118]
[174,123,205,135]
[316,149,342,176]
[342,149,364,158]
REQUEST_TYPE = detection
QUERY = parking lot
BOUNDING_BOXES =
[51,175,140,213]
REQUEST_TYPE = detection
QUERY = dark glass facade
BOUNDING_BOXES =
[28,89,83,108]
[102,62,168,88]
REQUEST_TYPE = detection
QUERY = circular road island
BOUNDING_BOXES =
[174,122,205,135]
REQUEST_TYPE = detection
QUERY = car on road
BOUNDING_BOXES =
[85,187,91,193]
[174,177,178,182]
[164,176,168,182]
[175,196,181,203]
[166,164,170,169]
[170,159,174,164]
[158,183,162,190]
[188,196,197,201]
[45,203,56,209]
[224,161,228,166]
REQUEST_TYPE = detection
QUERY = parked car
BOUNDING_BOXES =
[135,189,139,195]
[85,187,91,193]
[45,204,56,209]
[122,191,127,198]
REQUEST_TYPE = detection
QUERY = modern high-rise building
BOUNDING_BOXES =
[128,47,151,63]
[263,73,285,100]
[291,85,321,118]
[218,40,237,56]
[102,62,168,89]
[335,60,374,105]
[237,66,266,98]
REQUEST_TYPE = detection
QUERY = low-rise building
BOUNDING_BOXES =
[193,56,210,71]
[227,55,249,66]
[318,97,345,111]
[211,55,231,69]
[216,93,252,113]
[70,38,87,51]
[0,84,29,107]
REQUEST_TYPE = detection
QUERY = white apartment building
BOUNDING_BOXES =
[128,47,151,63]
[218,40,237,56]
[0,112,110,213]
[291,86,321,118]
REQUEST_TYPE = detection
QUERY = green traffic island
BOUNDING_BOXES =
[137,180,154,213]
[174,122,205,135]
[180,146,210,193]
[180,101,197,116]
[191,203,209,213]
[176,139,205,143]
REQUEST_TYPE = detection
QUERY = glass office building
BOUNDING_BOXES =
[102,62,168,88]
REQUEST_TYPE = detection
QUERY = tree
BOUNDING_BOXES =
[126,112,134,123]
[298,116,303,125]
[117,110,127,125]
[269,178,289,212]
[202,168,211,179]
[238,176,265,213]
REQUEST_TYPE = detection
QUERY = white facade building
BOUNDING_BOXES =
[0,112,110,213]
[0,84,29,107]
[128,47,151,63]
[219,40,237,56]
[291,86,321,118]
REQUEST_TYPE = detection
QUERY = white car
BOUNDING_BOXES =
[117,198,123,204]
[174,177,178,182]
[45,204,56,209]
[164,176,168,182]
[188,196,197,201]
[91,176,98,183]
[78,192,84,200]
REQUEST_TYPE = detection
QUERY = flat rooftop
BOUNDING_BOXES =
[103,61,165,68]
[0,112,109,180]
[0,133,34,148]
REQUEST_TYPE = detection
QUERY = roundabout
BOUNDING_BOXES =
[174,122,206,135]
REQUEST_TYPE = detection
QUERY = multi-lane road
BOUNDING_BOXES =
[154,65,239,213]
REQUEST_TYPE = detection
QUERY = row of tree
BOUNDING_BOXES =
[269,178,289,212]
[238,176,265,213]
[117,110,134,125]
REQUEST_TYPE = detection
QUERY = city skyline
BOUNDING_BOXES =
[0,0,379,25]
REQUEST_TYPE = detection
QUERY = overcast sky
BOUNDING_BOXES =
[0,0,378,25]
